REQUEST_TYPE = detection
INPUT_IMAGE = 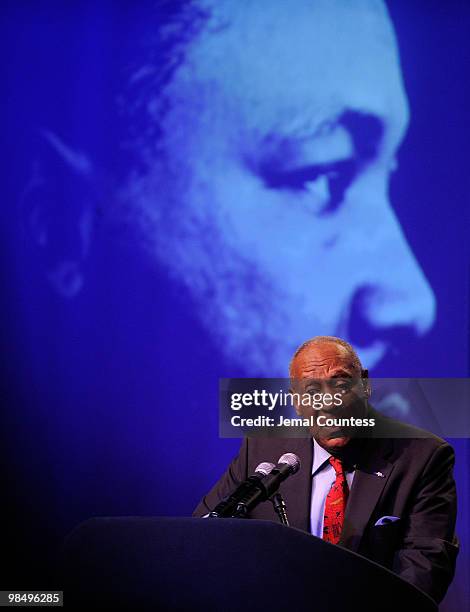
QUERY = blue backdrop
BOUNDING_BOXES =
[1,1,469,609]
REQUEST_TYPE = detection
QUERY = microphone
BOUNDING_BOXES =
[209,462,276,518]
[232,453,301,518]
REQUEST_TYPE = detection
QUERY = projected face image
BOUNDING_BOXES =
[126,0,436,375]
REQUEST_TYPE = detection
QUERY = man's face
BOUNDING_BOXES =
[290,342,368,450]
[131,0,435,374]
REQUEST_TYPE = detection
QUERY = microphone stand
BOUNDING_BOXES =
[270,492,289,526]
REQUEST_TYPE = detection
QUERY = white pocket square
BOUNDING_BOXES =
[375,515,400,526]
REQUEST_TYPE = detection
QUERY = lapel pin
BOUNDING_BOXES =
[374,471,385,478]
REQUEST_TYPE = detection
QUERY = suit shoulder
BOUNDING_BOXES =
[245,436,306,456]
[244,437,312,471]
[371,409,454,455]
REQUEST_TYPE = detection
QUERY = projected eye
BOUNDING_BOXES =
[260,159,357,215]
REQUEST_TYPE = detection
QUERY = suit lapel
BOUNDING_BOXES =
[339,438,394,552]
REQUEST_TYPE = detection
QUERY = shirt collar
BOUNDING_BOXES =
[311,437,332,475]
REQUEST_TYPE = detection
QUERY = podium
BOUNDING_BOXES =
[62,517,437,611]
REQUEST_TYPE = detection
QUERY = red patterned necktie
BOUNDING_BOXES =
[323,456,349,544]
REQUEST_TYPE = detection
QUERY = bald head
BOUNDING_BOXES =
[289,336,364,379]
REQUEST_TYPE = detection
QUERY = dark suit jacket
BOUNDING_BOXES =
[193,412,458,603]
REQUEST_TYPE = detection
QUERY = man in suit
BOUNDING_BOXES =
[194,336,458,604]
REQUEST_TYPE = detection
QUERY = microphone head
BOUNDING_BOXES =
[278,453,301,474]
[255,462,276,476]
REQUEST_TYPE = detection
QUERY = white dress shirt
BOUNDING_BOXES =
[310,437,355,537]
